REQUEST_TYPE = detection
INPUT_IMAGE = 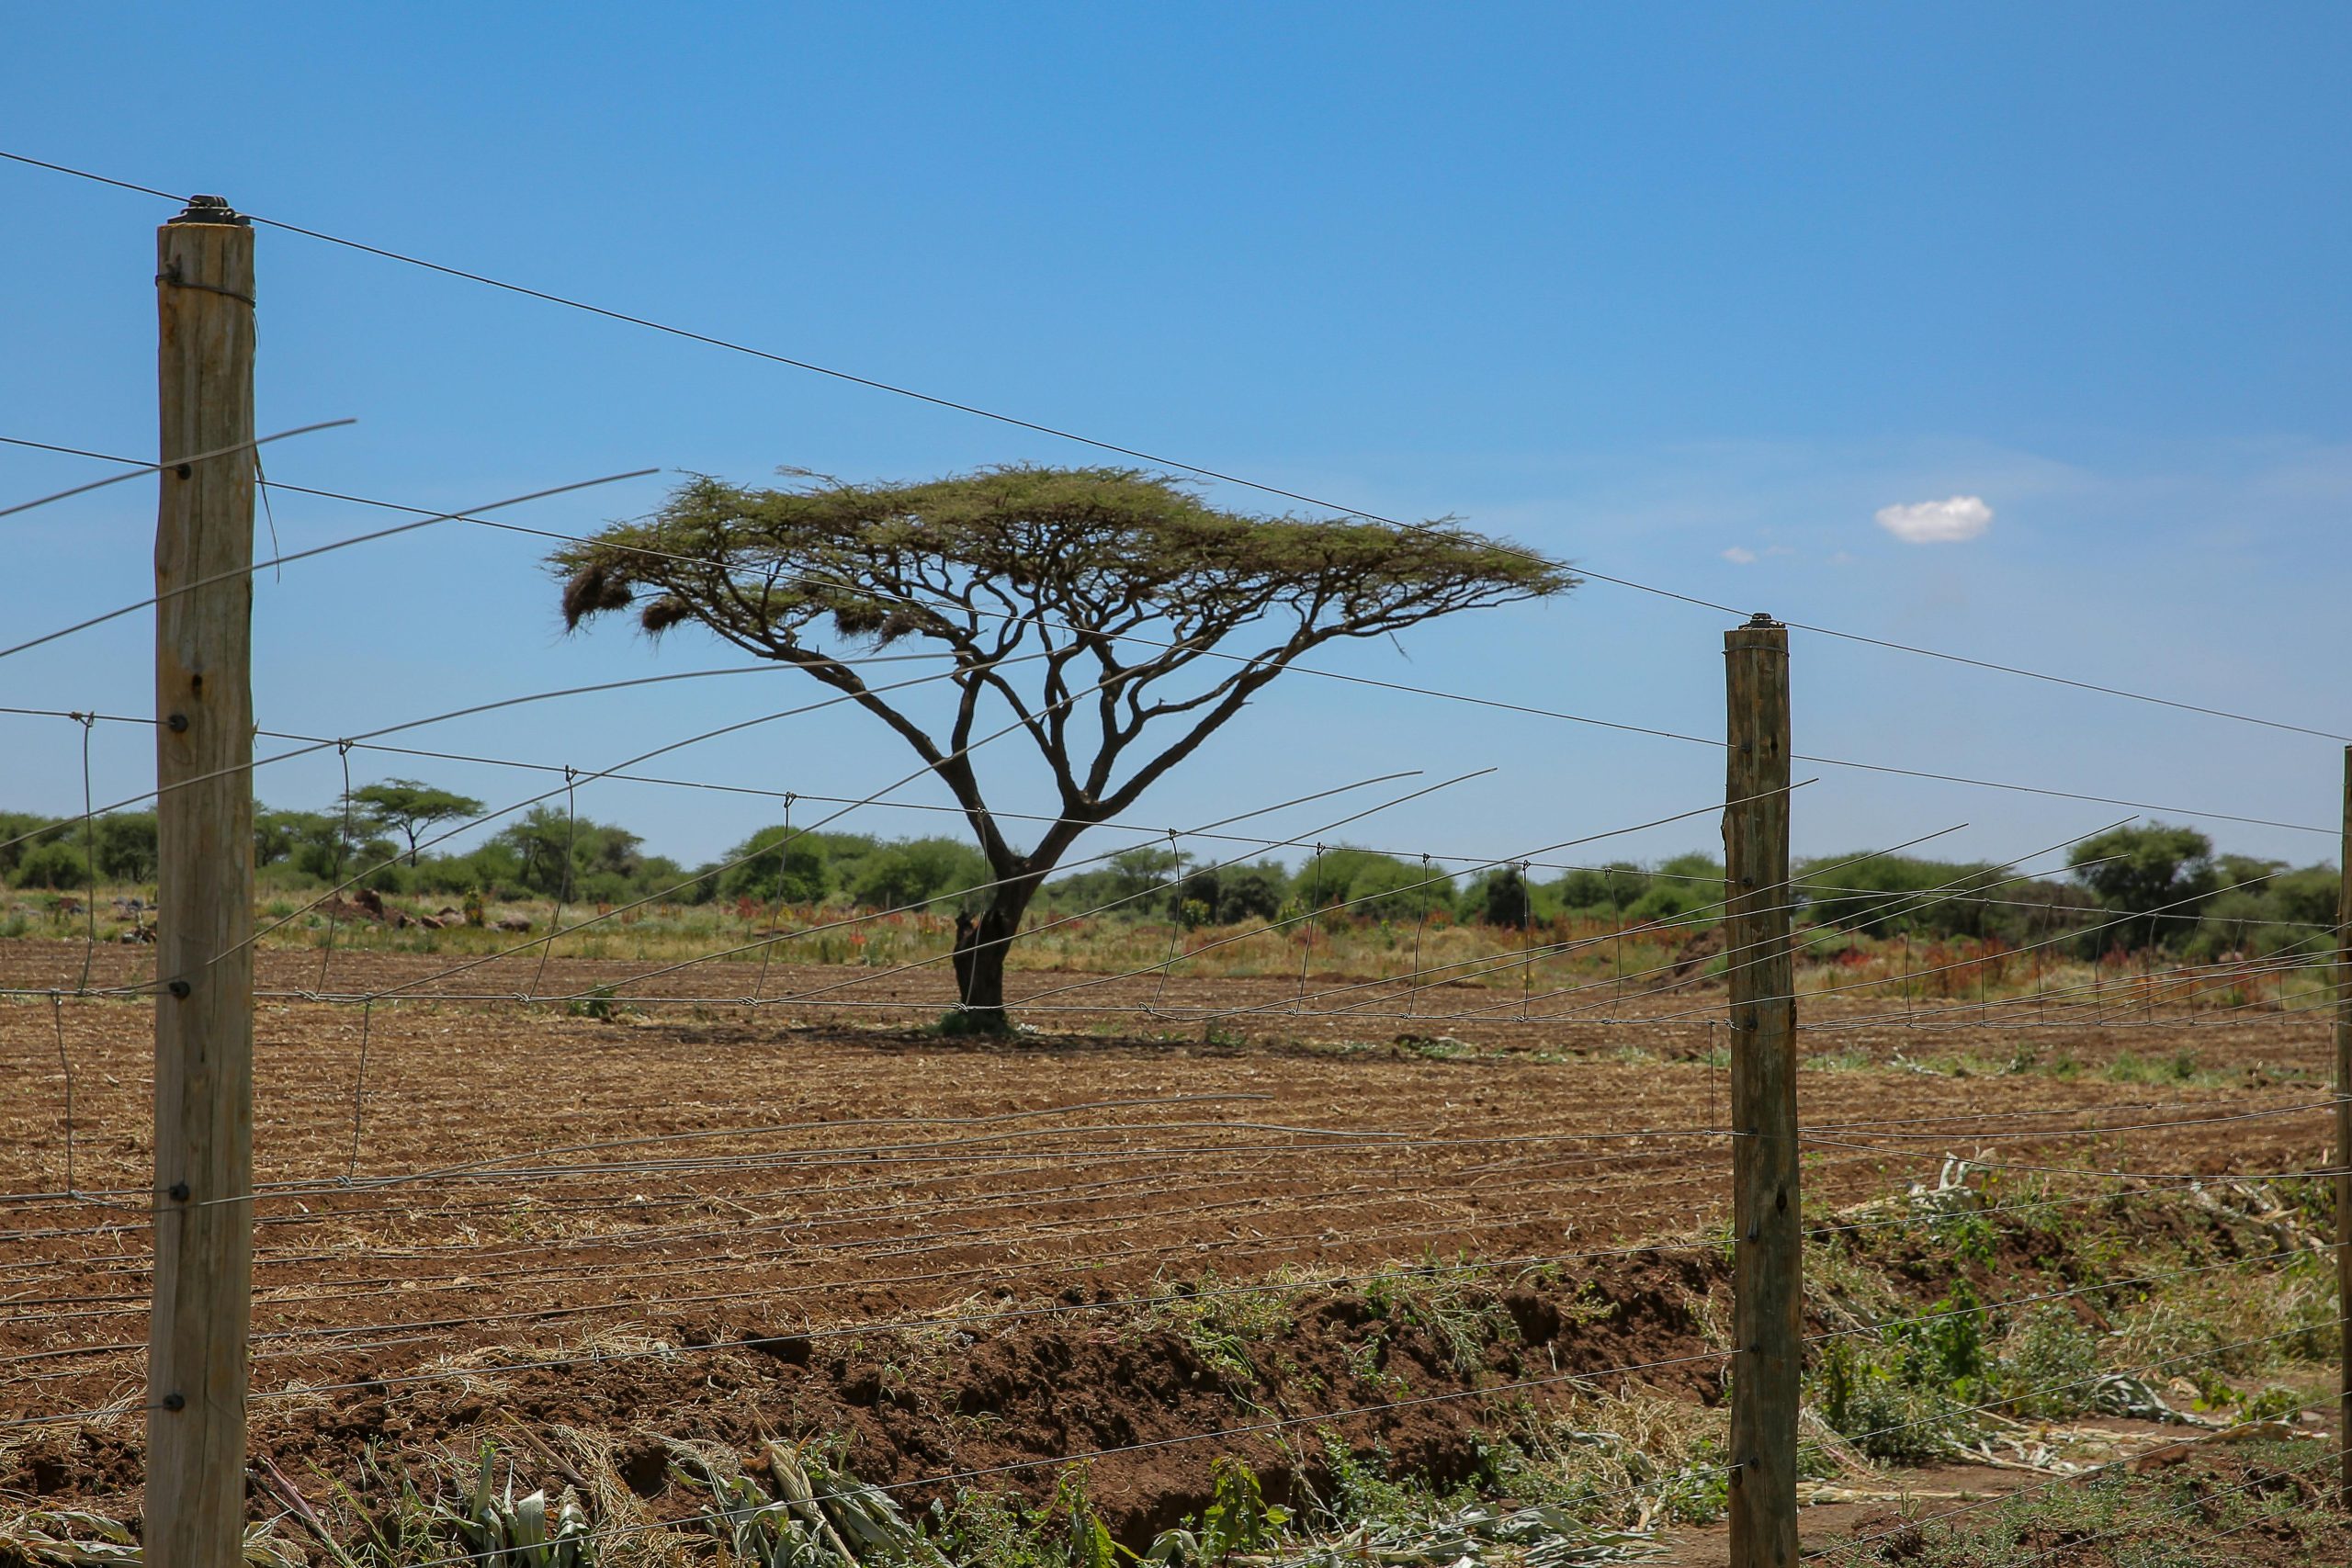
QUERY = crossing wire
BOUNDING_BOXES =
[239,472,2349,835]
[1234,826,2102,1030]
[0,418,352,520]
[5,445,2333,838]
[17,1122,2132,1296]
[1345,825,2132,1032]
[0,652,966,864]
[0,468,654,662]
[557,766,1469,1005]
[1800,1323,2341,1499]
[4,147,2337,745]
[736,777,1777,1020]
[0,1142,2285,1380]
[26,1129,2316,1333]
[1627,855,2324,1031]
[1806,1396,2346,1562]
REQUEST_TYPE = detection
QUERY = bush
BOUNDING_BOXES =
[494,807,648,899]
[2000,1306,2106,1419]
[12,840,89,889]
[717,826,828,906]
[1340,855,1449,920]
[0,811,63,881]
[1814,1338,1956,1463]
[850,837,989,910]
[1582,854,1724,929]
[1479,866,1532,930]
[2069,822,2218,953]
[254,808,336,870]
[1212,863,1287,924]
[1801,854,2002,937]
[1624,882,1711,925]
[89,813,158,882]
[1554,863,1641,913]
[409,842,525,898]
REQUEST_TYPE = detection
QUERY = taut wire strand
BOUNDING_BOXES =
[0,418,353,521]
[6,147,2332,741]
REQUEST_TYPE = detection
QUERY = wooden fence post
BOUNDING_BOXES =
[149,194,257,1568]
[2337,744,2350,1510]
[1724,613,1799,1568]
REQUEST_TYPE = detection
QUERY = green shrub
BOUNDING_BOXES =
[1999,1306,2107,1418]
[12,840,89,889]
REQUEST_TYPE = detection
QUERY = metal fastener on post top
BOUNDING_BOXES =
[168,194,247,227]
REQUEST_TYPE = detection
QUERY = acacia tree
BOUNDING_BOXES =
[345,779,488,866]
[554,465,1572,1028]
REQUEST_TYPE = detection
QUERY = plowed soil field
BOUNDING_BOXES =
[1,940,2335,1541]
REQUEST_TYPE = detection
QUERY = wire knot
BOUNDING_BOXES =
[153,262,255,307]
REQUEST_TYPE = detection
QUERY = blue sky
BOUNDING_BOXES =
[4,4,2348,884]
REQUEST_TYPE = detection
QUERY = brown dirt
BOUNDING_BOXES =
[6,1250,1731,1544]
[1751,1439,2352,1567]
[0,941,2335,1539]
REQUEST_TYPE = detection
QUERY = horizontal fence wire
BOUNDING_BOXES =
[18,697,2343,937]
[0,1111,1747,1216]
[5,148,2349,1568]
[1,1158,1698,1310]
[1637,861,2341,1030]
[1804,1244,2338,1350]
[11,1139,1996,1380]
[1218,831,2113,1029]
[383,767,1500,1008]
[1803,1136,2343,1186]
[0,418,353,520]
[34,1077,2285,1251]
[7,145,2339,750]
[0,1115,1985,1255]
[1803,1096,2346,1145]
[1801,933,2341,1026]
[9,1170,2304,1354]
[8,444,2335,840]
[0,469,653,662]
[1804,1395,2348,1562]
[0,1143,2304,1385]
[1812,1324,2335,1466]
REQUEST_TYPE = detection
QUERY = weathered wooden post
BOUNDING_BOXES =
[1724,613,1799,1568]
[149,194,256,1568]
[2337,745,2351,1509]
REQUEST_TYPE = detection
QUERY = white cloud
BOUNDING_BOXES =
[1722,546,1758,564]
[1874,495,1993,544]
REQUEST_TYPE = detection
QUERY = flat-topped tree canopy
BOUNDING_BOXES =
[553,464,1573,1027]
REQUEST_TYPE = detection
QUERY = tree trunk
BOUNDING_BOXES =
[955,879,1042,1033]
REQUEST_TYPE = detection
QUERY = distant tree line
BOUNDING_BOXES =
[0,798,2328,961]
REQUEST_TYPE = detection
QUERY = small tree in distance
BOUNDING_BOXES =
[554,465,1572,1030]
[2068,822,2217,953]
[346,779,487,867]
